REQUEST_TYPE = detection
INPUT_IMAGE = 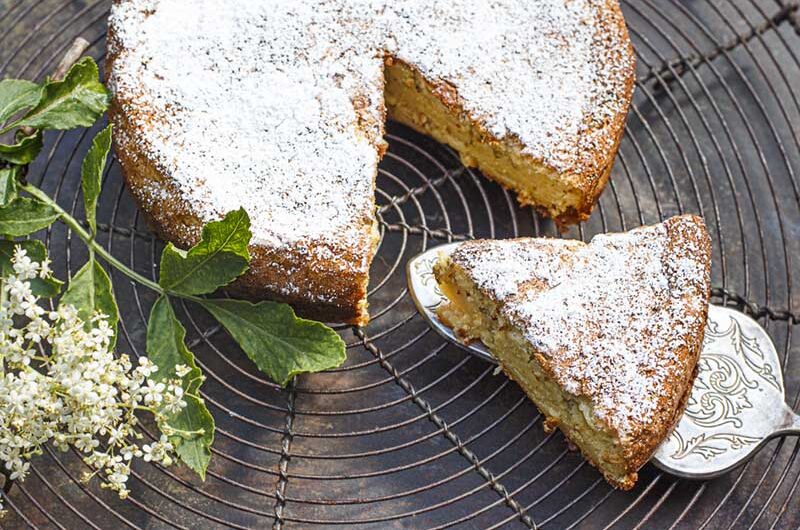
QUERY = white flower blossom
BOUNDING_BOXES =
[38,257,52,280]
[11,248,38,280]
[174,364,191,378]
[0,247,187,514]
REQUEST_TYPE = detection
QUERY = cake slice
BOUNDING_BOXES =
[433,215,711,489]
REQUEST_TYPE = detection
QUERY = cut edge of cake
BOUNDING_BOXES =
[384,0,635,226]
[432,215,711,488]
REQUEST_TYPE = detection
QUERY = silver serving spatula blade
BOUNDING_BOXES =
[407,243,800,480]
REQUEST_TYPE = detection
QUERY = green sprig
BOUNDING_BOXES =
[0,54,347,480]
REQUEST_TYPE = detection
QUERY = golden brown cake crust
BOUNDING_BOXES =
[110,123,375,325]
[466,0,635,226]
[563,0,636,225]
[434,215,711,489]
[106,25,376,325]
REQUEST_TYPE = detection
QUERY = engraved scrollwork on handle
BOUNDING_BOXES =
[704,316,781,391]
[683,353,756,428]
[660,310,783,463]
[668,430,761,461]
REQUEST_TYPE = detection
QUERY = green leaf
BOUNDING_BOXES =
[147,295,204,393]
[16,57,109,131]
[0,197,59,236]
[0,130,43,164]
[166,394,214,480]
[0,79,41,125]
[81,124,112,235]
[159,208,251,296]
[60,257,119,347]
[199,299,346,386]
[148,296,214,479]
[0,166,18,207]
[0,240,62,297]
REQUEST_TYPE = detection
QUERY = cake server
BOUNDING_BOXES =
[407,243,800,481]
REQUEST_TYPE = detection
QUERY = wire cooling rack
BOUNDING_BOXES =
[0,0,799,528]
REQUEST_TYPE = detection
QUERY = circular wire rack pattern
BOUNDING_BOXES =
[1,0,800,528]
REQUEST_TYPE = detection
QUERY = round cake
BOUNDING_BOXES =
[107,0,635,324]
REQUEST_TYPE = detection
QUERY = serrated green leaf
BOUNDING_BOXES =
[199,299,346,386]
[16,57,109,131]
[0,130,43,164]
[147,295,204,393]
[0,240,62,297]
[81,124,112,235]
[0,79,41,125]
[0,197,59,236]
[0,167,18,207]
[166,394,214,480]
[159,208,251,296]
[60,257,119,347]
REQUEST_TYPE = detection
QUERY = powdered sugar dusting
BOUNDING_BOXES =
[108,0,633,253]
[108,0,384,253]
[455,238,585,300]
[387,0,634,175]
[450,216,711,439]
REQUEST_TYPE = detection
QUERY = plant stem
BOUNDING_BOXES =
[21,183,165,294]
[18,38,91,138]
[21,183,223,311]
[52,38,91,82]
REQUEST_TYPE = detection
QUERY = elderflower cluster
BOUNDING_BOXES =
[0,247,187,512]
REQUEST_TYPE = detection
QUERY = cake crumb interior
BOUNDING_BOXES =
[384,60,583,220]
[434,256,637,489]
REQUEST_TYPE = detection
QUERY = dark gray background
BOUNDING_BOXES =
[0,0,798,528]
